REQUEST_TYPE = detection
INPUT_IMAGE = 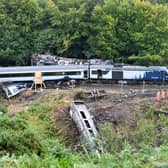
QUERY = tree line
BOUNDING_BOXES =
[0,0,168,66]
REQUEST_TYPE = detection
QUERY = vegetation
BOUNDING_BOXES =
[1,0,168,165]
[0,93,168,167]
[0,0,168,66]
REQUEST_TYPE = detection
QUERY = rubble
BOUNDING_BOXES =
[1,83,27,98]
[74,89,107,100]
[31,54,112,66]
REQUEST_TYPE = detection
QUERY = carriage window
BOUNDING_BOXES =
[43,72,63,76]
[84,70,88,78]
[92,70,97,75]
[84,120,91,128]
[89,129,93,134]
[0,73,34,77]
[56,72,64,75]
[92,70,109,75]
[80,111,87,119]
[102,71,109,75]
[64,71,81,75]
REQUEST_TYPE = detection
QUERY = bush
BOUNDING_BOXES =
[128,119,156,148]
[0,104,8,114]
[45,139,70,158]
[142,104,155,119]
[0,116,27,130]
[100,119,157,153]
[100,123,125,153]
[0,116,43,156]
[28,102,52,121]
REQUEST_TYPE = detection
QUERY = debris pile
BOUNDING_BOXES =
[31,54,112,66]
[74,89,107,100]
[1,83,27,98]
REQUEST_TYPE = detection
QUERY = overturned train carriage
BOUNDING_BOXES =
[70,101,100,153]
[0,65,167,83]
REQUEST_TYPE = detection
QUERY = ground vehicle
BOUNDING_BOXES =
[0,65,167,83]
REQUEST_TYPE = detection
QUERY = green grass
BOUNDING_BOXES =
[0,94,168,167]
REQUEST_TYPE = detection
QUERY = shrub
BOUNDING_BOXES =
[0,116,27,130]
[100,123,125,153]
[46,140,70,158]
[128,119,156,148]
[0,103,8,114]
[142,104,155,119]
[28,102,52,121]
[0,116,43,156]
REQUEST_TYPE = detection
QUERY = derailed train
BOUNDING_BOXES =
[0,65,168,83]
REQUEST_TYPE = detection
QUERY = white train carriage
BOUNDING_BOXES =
[89,65,147,80]
[0,65,88,83]
[0,64,167,83]
[89,65,112,80]
[123,66,147,80]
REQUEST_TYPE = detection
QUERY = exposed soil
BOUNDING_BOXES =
[52,106,81,149]
[2,83,168,150]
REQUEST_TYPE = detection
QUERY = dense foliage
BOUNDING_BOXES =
[0,116,43,156]
[0,0,168,66]
[0,94,168,167]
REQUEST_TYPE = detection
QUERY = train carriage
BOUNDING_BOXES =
[89,65,112,80]
[0,65,88,83]
[0,64,167,83]
[122,66,168,81]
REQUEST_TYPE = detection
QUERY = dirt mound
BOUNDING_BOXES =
[86,91,156,125]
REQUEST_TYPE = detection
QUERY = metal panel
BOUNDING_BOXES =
[112,71,123,80]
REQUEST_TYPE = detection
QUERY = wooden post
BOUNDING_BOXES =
[121,81,123,93]
[142,80,145,93]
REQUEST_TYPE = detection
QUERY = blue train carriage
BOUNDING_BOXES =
[123,66,168,82]
[144,66,168,82]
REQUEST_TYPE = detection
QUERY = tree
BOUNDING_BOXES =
[0,0,41,66]
[128,0,168,65]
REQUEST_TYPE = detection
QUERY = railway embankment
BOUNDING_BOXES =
[0,84,168,167]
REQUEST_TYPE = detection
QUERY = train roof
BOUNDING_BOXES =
[0,65,167,74]
[122,66,167,71]
[90,65,113,69]
[0,65,88,73]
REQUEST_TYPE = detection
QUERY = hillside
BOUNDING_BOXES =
[0,0,168,66]
[0,84,168,167]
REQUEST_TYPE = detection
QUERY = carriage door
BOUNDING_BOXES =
[84,70,88,79]
[112,71,123,80]
[97,69,103,79]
